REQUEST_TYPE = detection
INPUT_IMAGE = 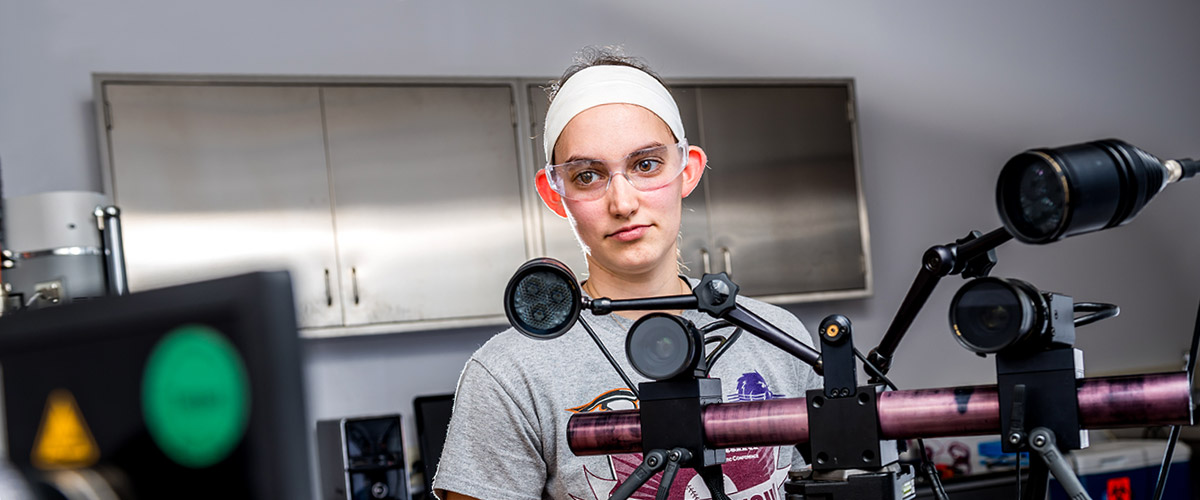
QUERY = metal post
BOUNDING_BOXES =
[96,206,129,296]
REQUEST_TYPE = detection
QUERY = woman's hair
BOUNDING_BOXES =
[546,46,667,103]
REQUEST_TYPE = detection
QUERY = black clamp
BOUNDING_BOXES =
[695,273,739,317]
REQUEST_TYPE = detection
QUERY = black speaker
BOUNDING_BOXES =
[317,415,408,500]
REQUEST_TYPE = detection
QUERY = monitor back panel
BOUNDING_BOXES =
[0,271,311,500]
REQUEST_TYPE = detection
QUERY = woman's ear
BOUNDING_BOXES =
[535,169,569,218]
[680,145,707,198]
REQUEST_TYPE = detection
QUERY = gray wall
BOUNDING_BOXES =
[4,0,1200,487]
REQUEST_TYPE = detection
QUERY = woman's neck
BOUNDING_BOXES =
[582,259,689,320]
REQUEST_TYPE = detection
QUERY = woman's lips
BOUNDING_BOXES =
[608,224,649,242]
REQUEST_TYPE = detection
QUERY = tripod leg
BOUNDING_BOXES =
[653,449,694,500]
[1029,428,1091,500]
[609,450,668,500]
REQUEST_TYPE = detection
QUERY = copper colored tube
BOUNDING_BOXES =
[1077,372,1193,428]
[567,372,1192,456]
[876,384,1000,439]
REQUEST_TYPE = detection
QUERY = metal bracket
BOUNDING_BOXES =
[1029,428,1091,500]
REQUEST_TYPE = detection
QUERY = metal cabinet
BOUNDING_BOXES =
[101,81,528,333]
[681,84,868,300]
[104,84,345,327]
[527,81,870,302]
[321,85,527,326]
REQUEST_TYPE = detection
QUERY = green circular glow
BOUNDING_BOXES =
[142,324,250,468]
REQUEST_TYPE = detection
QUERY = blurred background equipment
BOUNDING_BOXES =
[0,190,128,313]
[410,394,453,500]
[0,271,311,500]
[317,415,408,500]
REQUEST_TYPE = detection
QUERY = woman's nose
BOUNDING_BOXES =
[606,173,639,215]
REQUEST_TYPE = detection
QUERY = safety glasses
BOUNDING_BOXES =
[545,140,689,201]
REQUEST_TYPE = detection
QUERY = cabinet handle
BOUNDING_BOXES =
[352,267,360,305]
[324,269,333,307]
[700,248,712,274]
[722,247,733,279]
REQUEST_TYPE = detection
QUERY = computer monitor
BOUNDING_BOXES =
[0,271,311,500]
[412,394,453,499]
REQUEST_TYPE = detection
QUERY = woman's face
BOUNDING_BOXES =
[550,103,701,279]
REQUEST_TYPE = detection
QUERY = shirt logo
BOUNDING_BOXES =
[727,371,784,402]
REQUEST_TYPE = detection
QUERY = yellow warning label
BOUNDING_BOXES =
[31,389,100,470]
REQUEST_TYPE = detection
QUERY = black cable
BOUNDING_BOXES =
[1178,158,1200,180]
[706,328,743,368]
[1072,302,1119,327]
[1186,298,1200,389]
[914,439,949,500]
[854,348,948,500]
[1014,455,1022,500]
[578,317,639,400]
[699,466,732,500]
[1151,425,1181,500]
[699,320,735,335]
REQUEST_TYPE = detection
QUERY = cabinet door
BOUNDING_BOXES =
[527,84,589,277]
[323,86,527,325]
[105,84,343,328]
[670,86,714,279]
[699,85,867,297]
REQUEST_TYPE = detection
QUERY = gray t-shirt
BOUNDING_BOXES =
[434,287,822,500]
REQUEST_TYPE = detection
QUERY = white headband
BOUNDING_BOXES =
[543,65,686,164]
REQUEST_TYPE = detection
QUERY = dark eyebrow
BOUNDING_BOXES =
[559,156,603,166]
[561,142,668,165]
[624,143,669,160]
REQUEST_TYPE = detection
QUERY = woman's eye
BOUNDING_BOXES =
[633,159,663,174]
[573,170,600,186]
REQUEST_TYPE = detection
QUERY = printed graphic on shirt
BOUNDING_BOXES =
[567,388,639,413]
[727,371,784,401]
[569,374,789,500]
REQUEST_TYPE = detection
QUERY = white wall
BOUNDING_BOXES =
[4,0,1200,490]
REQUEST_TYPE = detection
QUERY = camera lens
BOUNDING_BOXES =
[1017,162,1066,239]
[504,259,581,339]
[949,278,1040,354]
[996,140,1166,244]
[997,152,1069,243]
[626,314,700,381]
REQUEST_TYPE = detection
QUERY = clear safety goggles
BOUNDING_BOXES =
[545,140,689,201]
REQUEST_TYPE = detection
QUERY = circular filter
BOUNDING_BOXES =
[626,313,702,381]
[504,258,582,339]
[949,277,1039,354]
[997,151,1070,243]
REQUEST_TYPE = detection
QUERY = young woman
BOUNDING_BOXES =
[435,48,821,500]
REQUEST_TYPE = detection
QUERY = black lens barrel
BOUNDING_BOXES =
[997,139,1165,244]
[950,277,1047,354]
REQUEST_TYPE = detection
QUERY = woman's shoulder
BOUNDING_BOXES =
[467,323,596,376]
[470,327,538,363]
[734,295,809,335]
